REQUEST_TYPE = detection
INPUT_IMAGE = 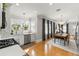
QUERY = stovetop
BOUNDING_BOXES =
[0,38,18,49]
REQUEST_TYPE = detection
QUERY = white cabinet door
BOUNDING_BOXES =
[31,34,36,42]
[14,35,24,45]
[19,35,24,45]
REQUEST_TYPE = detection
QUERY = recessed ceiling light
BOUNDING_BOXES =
[16,3,19,6]
[56,9,61,12]
[23,12,26,15]
[49,3,53,6]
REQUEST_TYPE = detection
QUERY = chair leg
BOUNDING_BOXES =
[59,39,61,44]
[64,40,65,46]
[75,40,78,48]
[67,40,69,46]
[54,38,56,43]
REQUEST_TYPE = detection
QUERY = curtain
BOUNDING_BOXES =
[47,20,49,39]
[42,18,45,41]
[51,21,52,37]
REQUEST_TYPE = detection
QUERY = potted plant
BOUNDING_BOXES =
[23,24,29,30]
[12,24,21,34]
[22,24,29,34]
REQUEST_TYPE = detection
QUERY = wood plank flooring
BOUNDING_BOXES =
[23,39,78,56]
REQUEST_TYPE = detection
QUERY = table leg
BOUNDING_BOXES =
[64,38,66,46]
[59,39,61,43]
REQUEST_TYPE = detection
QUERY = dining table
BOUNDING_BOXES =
[54,33,69,45]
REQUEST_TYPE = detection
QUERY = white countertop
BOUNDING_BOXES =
[0,45,26,56]
[0,35,26,56]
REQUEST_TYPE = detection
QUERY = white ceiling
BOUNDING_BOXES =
[6,3,79,22]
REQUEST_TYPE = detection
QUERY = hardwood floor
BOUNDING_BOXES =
[23,39,78,56]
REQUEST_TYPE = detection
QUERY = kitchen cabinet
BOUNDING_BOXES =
[24,34,36,44]
[24,34,31,44]
[0,33,36,46]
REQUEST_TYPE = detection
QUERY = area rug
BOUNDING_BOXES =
[47,39,79,55]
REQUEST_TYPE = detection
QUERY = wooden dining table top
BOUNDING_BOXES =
[54,33,68,39]
[54,33,68,37]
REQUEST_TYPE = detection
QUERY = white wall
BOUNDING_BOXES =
[37,15,42,34]
[35,15,42,42]
[0,4,11,38]
[0,4,2,28]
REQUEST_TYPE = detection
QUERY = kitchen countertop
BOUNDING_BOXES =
[0,44,26,56]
